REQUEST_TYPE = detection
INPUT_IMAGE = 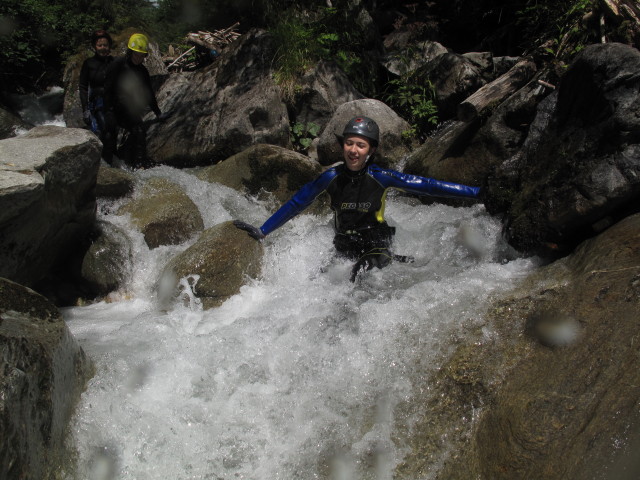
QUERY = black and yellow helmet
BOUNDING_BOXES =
[342,116,379,146]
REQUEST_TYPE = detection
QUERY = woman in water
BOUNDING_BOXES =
[235,116,481,281]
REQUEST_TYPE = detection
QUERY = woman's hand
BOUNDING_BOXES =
[233,220,265,241]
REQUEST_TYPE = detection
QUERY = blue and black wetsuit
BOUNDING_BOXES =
[259,162,479,280]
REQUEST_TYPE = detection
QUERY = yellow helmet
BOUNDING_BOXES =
[127,33,149,54]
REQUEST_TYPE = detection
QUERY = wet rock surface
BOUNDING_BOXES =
[398,213,640,479]
[159,221,263,309]
[117,177,204,249]
[0,278,93,480]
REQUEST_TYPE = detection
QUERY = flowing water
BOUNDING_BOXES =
[61,166,538,480]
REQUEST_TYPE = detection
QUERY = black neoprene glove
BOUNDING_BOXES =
[233,220,265,241]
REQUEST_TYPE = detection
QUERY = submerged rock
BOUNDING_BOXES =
[81,220,133,295]
[95,164,135,199]
[117,177,204,249]
[158,221,262,309]
[0,277,93,480]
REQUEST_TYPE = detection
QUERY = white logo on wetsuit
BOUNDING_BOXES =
[341,202,372,211]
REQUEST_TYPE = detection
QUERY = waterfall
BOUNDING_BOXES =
[62,166,537,479]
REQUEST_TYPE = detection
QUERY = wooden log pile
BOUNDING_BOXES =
[164,23,241,71]
[599,0,640,48]
[457,59,537,122]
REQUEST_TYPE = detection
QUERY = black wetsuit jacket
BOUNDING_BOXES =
[78,54,113,112]
[259,163,480,237]
[104,55,160,120]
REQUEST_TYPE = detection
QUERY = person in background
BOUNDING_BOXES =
[103,33,166,168]
[234,116,481,282]
[78,29,114,157]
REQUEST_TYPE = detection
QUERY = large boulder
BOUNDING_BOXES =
[316,99,414,168]
[399,213,640,480]
[196,143,323,204]
[290,60,364,133]
[146,29,290,167]
[486,43,640,257]
[0,277,93,480]
[0,126,101,288]
[117,177,204,249]
[158,221,263,309]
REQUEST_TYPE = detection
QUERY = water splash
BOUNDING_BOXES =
[63,167,536,479]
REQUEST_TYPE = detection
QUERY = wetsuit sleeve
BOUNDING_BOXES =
[78,59,90,111]
[260,169,338,236]
[372,167,480,199]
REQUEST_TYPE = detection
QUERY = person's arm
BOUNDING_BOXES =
[78,59,91,113]
[235,168,338,240]
[372,166,480,199]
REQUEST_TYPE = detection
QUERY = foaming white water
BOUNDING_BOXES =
[63,167,537,479]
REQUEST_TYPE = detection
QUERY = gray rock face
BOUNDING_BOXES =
[291,60,364,130]
[158,221,263,309]
[117,177,204,249]
[146,29,290,166]
[0,277,93,480]
[486,43,640,256]
[0,126,102,287]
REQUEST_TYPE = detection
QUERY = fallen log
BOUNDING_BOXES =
[457,59,537,122]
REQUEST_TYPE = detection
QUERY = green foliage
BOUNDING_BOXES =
[269,5,370,102]
[384,77,438,142]
[516,0,594,62]
[0,0,155,92]
[290,121,320,153]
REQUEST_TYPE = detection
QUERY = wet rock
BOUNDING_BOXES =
[0,126,101,288]
[158,221,262,309]
[411,213,640,480]
[0,104,30,139]
[146,29,290,167]
[0,277,93,480]
[81,221,133,295]
[196,143,323,205]
[486,42,640,257]
[316,99,414,169]
[95,164,135,199]
[117,177,204,249]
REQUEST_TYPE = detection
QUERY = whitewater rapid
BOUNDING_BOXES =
[62,166,537,480]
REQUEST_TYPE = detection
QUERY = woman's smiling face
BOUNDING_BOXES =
[343,134,375,171]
